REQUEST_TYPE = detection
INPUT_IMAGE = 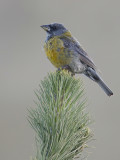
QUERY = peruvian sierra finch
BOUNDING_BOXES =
[41,23,113,96]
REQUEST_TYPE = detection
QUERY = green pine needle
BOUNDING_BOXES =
[28,70,93,160]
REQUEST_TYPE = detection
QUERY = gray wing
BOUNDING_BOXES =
[60,36,96,70]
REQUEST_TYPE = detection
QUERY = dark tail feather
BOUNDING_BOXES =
[97,79,113,96]
[84,67,113,96]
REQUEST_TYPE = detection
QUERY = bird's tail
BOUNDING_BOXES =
[97,78,113,96]
[84,67,113,96]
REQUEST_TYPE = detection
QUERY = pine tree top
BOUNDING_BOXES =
[28,70,93,160]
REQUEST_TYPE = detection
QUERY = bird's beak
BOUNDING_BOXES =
[40,25,50,32]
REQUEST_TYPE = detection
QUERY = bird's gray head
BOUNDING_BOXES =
[41,23,68,37]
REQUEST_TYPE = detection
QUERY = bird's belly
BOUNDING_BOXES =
[44,39,72,68]
[69,58,86,73]
[46,49,71,68]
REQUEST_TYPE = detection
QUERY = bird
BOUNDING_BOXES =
[41,23,113,96]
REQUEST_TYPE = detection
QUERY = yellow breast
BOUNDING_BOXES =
[44,33,72,68]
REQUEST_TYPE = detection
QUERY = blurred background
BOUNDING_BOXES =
[0,0,120,160]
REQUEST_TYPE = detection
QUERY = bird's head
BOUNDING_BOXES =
[41,23,68,37]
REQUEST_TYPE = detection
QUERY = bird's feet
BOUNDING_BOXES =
[57,65,75,76]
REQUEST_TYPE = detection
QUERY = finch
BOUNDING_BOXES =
[41,23,113,96]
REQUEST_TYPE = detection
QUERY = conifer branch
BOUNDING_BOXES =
[28,70,93,160]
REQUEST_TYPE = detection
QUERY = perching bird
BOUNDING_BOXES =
[41,23,113,96]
